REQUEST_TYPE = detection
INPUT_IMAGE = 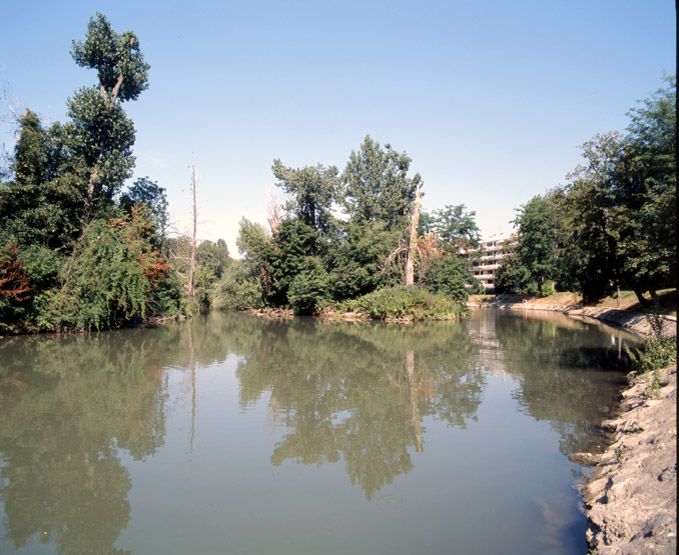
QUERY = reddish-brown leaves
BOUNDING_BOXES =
[0,244,32,302]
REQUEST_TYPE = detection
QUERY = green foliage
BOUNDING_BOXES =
[559,133,626,302]
[614,446,626,465]
[344,286,464,320]
[494,251,531,294]
[19,245,61,291]
[0,13,193,334]
[13,110,47,185]
[558,79,676,304]
[429,204,480,250]
[147,266,184,318]
[120,177,169,245]
[268,219,325,305]
[213,261,264,310]
[423,255,480,303]
[165,236,232,308]
[504,195,559,295]
[237,138,477,319]
[615,80,676,296]
[0,112,84,249]
[46,220,148,331]
[626,336,676,373]
[71,12,150,103]
[43,209,178,331]
[328,221,398,300]
[237,219,274,267]
[197,239,230,279]
[493,78,676,304]
[66,86,136,206]
[541,280,556,297]
[287,256,330,315]
[342,135,420,230]
[272,160,338,233]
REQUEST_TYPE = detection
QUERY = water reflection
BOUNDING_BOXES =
[0,333,168,554]
[0,310,636,554]
[233,317,483,499]
[486,309,634,457]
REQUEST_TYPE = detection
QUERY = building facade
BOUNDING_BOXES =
[471,234,514,291]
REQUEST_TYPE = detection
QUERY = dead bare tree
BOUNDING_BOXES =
[0,81,21,179]
[266,187,282,234]
[187,164,197,299]
[382,183,425,284]
[404,182,422,286]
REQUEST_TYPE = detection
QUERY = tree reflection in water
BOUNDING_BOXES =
[0,310,633,552]
[486,309,636,458]
[0,331,171,554]
[233,316,484,499]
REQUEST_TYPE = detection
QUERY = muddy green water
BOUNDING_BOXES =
[0,309,639,554]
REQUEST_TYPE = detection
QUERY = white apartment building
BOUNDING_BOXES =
[471,234,514,291]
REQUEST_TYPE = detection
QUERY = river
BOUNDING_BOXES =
[0,309,639,554]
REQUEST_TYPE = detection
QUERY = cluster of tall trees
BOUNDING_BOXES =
[496,78,676,305]
[0,13,481,331]
[0,14,228,333]
[219,135,481,314]
[12,13,668,330]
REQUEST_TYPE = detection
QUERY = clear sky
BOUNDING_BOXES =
[1,0,675,254]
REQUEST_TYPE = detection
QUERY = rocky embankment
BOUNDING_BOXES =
[469,295,677,552]
[582,365,677,554]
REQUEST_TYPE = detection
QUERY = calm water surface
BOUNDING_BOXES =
[0,309,639,554]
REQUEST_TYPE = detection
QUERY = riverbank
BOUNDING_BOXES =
[468,293,677,339]
[469,294,677,552]
[582,364,677,554]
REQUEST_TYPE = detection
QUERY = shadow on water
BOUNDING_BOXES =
[0,309,638,553]
[481,308,638,457]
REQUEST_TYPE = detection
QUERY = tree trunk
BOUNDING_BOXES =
[187,323,196,462]
[110,74,124,105]
[649,289,659,307]
[85,147,104,212]
[405,183,422,286]
[406,350,423,453]
[633,289,651,308]
[187,165,197,299]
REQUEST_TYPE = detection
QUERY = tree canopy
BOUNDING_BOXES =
[497,78,676,304]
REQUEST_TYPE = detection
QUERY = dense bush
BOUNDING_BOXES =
[47,220,149,331]
[213,262,264,311]
[41,212,182,331]
[287,256,330,315]
[147,268,185,318]
[422,255,481,303]
[343,285,464,320]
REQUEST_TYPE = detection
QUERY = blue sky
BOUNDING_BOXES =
[1,0,675,254]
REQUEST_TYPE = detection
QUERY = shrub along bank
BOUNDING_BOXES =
[338,286,466,320]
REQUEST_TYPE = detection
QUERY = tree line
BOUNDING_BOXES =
[0,13,481,333]
[496,78,676,307]
[3,13,672,333]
